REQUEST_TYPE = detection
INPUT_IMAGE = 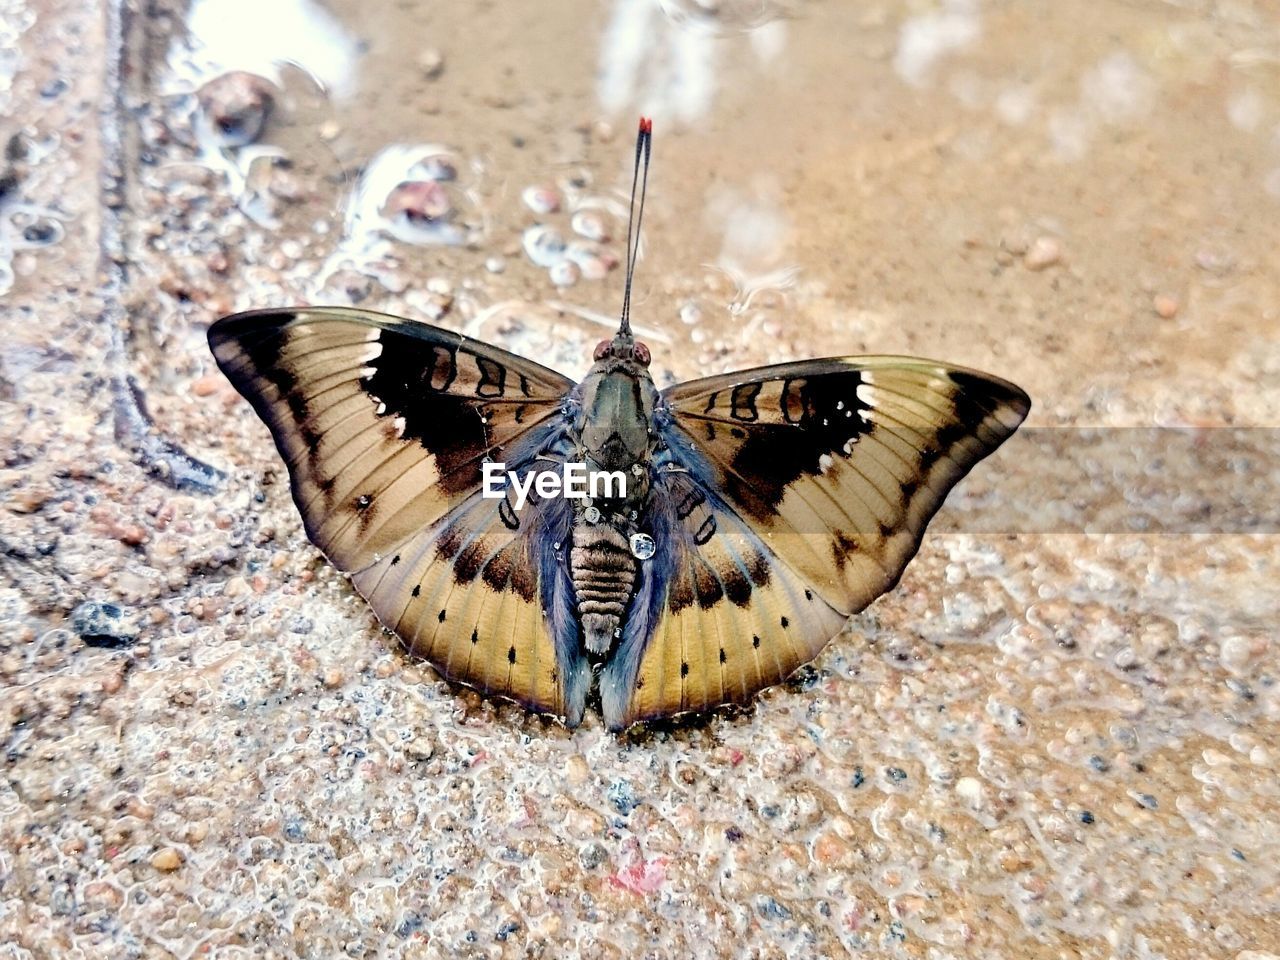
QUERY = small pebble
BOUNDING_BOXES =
[565,242,609,280]
[577,255,609,280]
[607,779,639,815]
[71,601,137,648]
[484,255,506,274]
[548,260,579,287]
[151,847,183,871]
[580,843,607,870]
[522,185,560,215]
[522,225,566,267]
[1023,236,1062,270]
[21,220,60,245]
[383,180,452,223]
[812,831,850,866]
[757,896,792,921]
[190,373,224,398]
[418,48,445,79]
[571,210,609,242]
[196,71,274,147]
[1152,294,1179,318]
[323,667,344,688]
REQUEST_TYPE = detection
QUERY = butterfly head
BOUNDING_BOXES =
[592,335,651,368]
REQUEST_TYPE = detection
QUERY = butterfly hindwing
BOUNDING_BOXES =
[600,469,847,729]
[350,458,590,724]
[602,357,1029,729]
[209,308,587,721]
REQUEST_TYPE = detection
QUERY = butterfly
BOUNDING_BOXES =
[208,117,1030,731]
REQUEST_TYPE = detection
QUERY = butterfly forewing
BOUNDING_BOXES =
[601,357,1029,730]
[208,308,574,571]
[662,357,1029,612]
[209,307,586,721]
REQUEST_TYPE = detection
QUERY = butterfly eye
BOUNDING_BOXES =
[633,341,651,366]
[593,340,612,361]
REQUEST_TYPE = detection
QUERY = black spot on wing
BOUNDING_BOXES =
[693,560,724,609]
[354,493,377,533]
[498,495,520,531]
[675,486,705,520]
[831,530,859,571]
[668,565,695,614]
[693,514,716,546]
[730,382,762,422]
[722,565,752,606]
[475,356,507,399]
[425,344,457,392]
[453,539,486,584]
[436,525,464,560]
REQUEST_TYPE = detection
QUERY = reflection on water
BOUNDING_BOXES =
[893,0,979,87]
[172,0,358,96]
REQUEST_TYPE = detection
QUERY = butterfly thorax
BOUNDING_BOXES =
[568,339,659,657]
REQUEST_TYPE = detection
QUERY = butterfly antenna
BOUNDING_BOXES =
[619,116,653,337]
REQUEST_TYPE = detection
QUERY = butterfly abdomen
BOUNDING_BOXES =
[570,522,638,656]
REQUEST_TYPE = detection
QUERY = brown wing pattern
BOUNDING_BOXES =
[603,357,1029,729]
[208,307,573,571]
[209,307,583,721]
[349,484,586,723]
[600,470,847,729]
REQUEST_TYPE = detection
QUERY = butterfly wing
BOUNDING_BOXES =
[348,455,589,724]
[209,307,588,722]
[601,357,1030,729]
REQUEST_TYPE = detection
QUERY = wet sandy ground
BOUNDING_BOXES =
[2,0,1279,957]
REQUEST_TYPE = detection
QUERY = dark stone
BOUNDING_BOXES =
[71,601,137,648]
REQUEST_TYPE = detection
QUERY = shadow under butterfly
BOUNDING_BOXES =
[208,118,1030,732]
